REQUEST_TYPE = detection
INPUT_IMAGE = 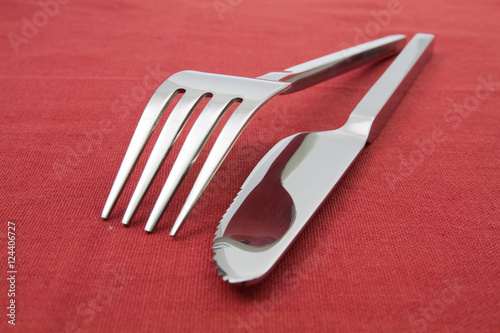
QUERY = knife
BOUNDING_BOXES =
[213,33,434,285]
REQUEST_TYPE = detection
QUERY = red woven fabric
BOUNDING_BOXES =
[1,0,499,332]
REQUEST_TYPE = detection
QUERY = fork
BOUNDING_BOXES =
[101,34,406,235]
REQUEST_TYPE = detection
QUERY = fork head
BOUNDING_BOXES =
[103,34,408,235]
[101,70,291,233]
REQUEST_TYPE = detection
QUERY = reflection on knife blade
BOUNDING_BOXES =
[214,33,434,285]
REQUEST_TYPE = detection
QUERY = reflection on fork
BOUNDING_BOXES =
[101,35,406,236]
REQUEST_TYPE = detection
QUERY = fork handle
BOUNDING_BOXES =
[258,35,406,94]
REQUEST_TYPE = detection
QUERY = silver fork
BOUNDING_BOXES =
[101,34,406,236]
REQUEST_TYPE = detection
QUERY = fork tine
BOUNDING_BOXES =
[169,100,261,236]
[101,81,181,219]
[144,95,241,232]
[121,90,209,225]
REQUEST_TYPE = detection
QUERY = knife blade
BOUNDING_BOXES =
[213,33,434,285]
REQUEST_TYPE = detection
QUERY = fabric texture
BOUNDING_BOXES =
[1,0,499,332]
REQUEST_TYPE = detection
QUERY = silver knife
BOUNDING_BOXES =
[213,33,434,285]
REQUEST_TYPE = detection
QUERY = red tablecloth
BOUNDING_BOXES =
[1,0,499,332]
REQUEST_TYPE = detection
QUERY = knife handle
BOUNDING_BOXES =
[258,34,406,94]
[345,33,434,143]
